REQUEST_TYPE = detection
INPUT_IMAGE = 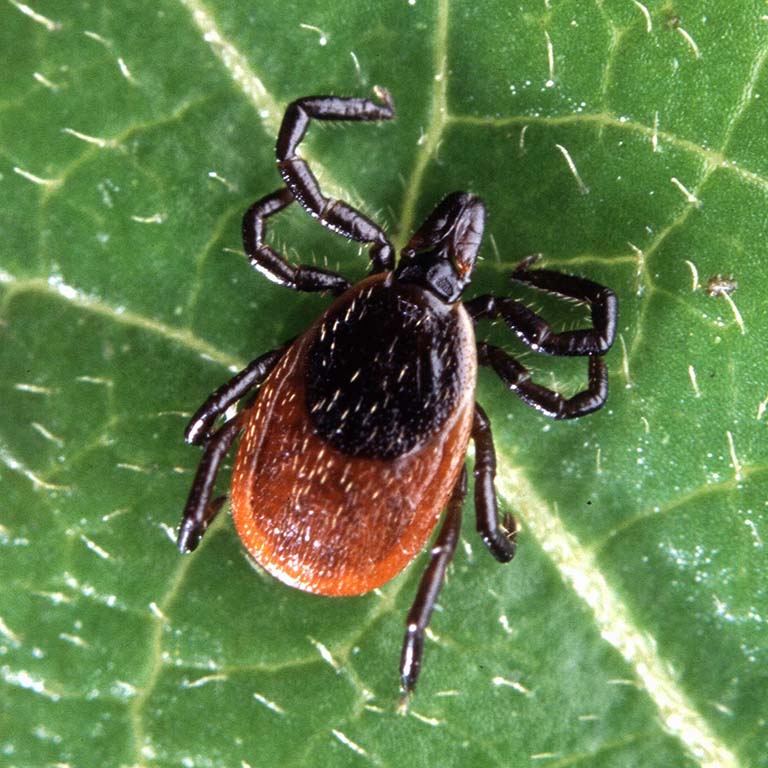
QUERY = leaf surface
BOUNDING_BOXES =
[1,1,766,767]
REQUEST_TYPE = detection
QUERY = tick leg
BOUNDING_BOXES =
[275,88,396,273]
[465,256,617,356]
[477,341,609,419]
[177,415,243,553]
[184,344,289,446]
[400,466,466,697]
[243,189,352,295]
[473,403,516,562]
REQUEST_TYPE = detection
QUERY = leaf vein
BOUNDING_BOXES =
[592,464,768,555]
[497,467,740,768]
[395,0,450,247]
[450,112,768,194]
[0,270,240,370]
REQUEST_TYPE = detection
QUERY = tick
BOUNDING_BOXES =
[176,87,617,697]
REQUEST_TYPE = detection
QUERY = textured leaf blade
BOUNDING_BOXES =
[1,2,766,767]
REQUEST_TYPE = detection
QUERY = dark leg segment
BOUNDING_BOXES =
[177,415,244,553]
[400,467,466,696]
[243,189,352,294]
[477,342,609,419]
[465,255,617,356]
[275,88,396,273]
[185,344,289,446]
[472,404,516,562]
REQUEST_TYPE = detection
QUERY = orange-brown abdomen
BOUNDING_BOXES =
[230,275,477,596]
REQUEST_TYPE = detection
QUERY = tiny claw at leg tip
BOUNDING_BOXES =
[176,525,200,554]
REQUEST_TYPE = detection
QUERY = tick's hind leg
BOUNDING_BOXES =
[276,88,396,273]
[467,257,615,418]
[185,344,289,446]
[177,415,243,553]
[465,255,617,356]
[472,404,516,561]
[400,467,466,699]
[477,342,609,419]
[510,254,617,354]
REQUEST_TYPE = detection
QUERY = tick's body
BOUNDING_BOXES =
[233,274,477,596]
[176,87,617,698]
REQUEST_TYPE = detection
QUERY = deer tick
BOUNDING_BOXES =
[176,87,617,696]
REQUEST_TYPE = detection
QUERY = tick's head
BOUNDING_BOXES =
[395,192,485,303]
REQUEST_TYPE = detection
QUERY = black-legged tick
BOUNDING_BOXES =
[176,88,618,696]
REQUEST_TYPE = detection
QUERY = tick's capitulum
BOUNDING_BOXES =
[176,87,617,698]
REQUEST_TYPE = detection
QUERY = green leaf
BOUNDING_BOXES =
[1,1,766,766]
